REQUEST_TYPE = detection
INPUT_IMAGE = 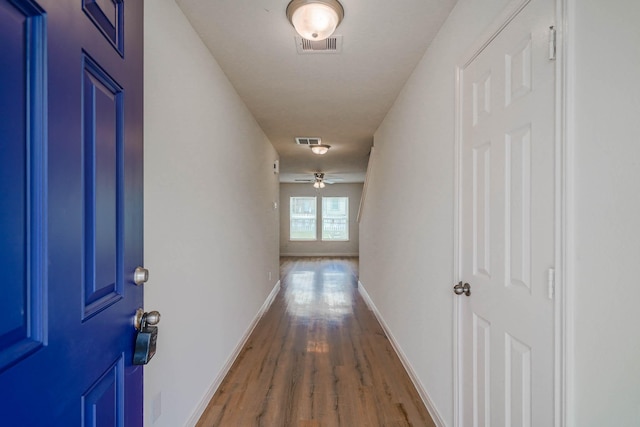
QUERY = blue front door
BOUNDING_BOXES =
[0,0,144,425]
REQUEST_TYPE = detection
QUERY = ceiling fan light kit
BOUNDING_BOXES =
[286,0,344,41]
[310,144,331,155]
[313,172,327,189]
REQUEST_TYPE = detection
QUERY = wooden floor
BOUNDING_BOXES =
[196,257,436,427]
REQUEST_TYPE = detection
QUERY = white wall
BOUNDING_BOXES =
[569,0,640,425]
[361,0,640,425]
[143,1,280,426]
[141,0,640,425]
[359,0,531,424]
[280,183,362,256]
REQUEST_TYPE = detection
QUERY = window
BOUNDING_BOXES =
[322,197,348,241]
[289,196,350,242]
[290,197,317,240]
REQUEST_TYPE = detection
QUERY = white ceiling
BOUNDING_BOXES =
[175,0,458,183]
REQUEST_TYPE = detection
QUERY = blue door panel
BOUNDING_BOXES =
[0,0,46,373]
[82,54,125,319]
[83,0,124,55]
[82,356,124,427]
[0,0,143,424]
[0,0,27,347]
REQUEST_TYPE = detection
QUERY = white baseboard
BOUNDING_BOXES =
[279,252,359,257]
[358,281,446,427]
[184,280,281,427]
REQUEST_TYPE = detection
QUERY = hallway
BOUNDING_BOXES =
[196,257,435,426]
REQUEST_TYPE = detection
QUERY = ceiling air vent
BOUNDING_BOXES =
[295,137,322,146]
[295,35,343,54]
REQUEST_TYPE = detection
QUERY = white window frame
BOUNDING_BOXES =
[321,197,349,241]
[289,196,317,241]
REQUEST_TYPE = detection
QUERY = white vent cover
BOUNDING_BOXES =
[295,137,322,145]
[295,35,343,54]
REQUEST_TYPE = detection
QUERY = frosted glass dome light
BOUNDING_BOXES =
[310,144,331,155]
[287,0,344,41]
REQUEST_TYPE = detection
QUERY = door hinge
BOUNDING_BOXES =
[547,268,555,299]
[548,26,557,60]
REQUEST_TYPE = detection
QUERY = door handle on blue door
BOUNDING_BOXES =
[133,309,161,365]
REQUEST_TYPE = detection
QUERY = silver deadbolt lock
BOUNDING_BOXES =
[133,266,149,286]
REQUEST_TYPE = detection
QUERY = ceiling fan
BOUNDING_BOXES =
[294,172,342,187]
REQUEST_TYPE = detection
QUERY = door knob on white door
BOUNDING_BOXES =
[453,281,471,296]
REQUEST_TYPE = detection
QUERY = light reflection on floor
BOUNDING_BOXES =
[284,267,354,321]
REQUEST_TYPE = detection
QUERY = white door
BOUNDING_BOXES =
[457,0,556,425]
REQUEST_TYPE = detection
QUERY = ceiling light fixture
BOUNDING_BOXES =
[313,172,326,189]
[286,0,344,41]
[310,144,331,155]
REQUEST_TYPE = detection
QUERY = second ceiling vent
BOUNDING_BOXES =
[295,36,343,54]
[295,137,322,146]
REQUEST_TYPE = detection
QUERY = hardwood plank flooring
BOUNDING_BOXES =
[196,257,435,427]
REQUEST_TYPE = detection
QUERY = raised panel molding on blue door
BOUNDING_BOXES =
[0,0,47,374]
[81,53,125,321]
[81,355,125,427]
[83,0,124,55]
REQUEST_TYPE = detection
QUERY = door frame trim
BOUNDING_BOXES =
[556,0,573,425]
[452,1,568,425]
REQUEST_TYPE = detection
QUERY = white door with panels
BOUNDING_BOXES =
[456,0,557,425]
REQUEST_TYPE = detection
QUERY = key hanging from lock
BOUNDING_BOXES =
[133,309,161,365]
